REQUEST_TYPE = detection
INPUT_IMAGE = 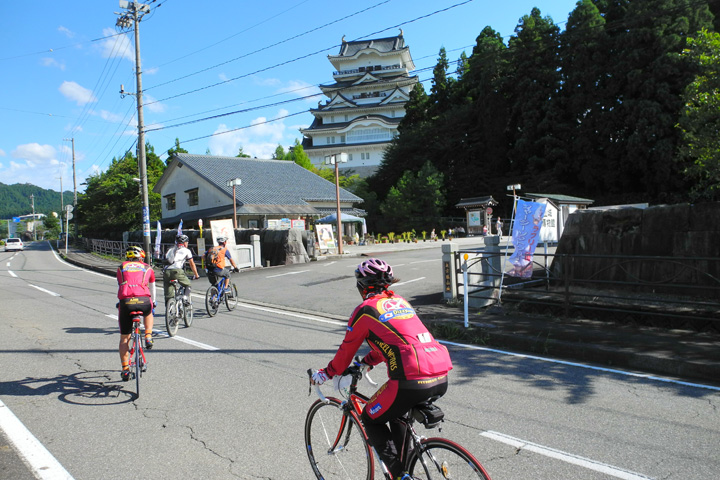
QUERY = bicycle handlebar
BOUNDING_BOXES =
[307,358,377,403]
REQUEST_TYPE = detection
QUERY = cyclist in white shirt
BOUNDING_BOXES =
[162,234,199,305]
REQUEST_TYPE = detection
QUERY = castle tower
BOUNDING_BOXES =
[301,31,417,177]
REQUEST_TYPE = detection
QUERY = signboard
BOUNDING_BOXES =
[315,224,336,252]
[468,210,482,227]
[280,218,292,230]
[209,219,239,266]
[291,219,306,230]
[486,207,493,215]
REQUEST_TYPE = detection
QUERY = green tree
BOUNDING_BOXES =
[379,161,445,231]
[236,147,251,158]
[287,140,314,170]
[166,138,188,164]
[273,144,287,160]
[677,29,720,202]
[43,213,61,238]
[77,142,165,237]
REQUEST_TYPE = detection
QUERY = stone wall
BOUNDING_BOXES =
[551,202,720,297]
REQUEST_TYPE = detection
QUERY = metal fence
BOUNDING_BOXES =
[453,248,720,331]
[81,238,254,271]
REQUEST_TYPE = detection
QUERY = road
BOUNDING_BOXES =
[1,242,718,479]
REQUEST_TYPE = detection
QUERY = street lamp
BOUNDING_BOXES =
[226,178,242,229]
[325,153,347,254]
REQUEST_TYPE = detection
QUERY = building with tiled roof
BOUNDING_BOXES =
[301,30,417,177]
[153,153,363,229]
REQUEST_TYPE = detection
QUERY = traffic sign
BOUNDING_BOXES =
[65,204,73,212]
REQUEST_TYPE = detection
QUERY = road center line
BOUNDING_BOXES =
[481,431,654,480]
[440,340,720,391]
[393,277,425,287]
[266,270,310,278]
[0,399,75,480]
[29,284,61,297]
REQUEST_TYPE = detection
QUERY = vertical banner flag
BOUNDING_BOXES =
[506,199,547,278]
[154,221,162,259]
[177,219,183,235]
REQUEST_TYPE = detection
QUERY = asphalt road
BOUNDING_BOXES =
[0,242,718,479]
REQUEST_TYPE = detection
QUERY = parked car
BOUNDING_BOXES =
[4,238,24,252]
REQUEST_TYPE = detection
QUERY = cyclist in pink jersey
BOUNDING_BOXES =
[311,258,453,480]
[116,246,156,381]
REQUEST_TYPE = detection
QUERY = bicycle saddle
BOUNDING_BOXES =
[411,401,444,429]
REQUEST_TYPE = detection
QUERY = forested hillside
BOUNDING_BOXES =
[0,183,72,219]
[369,0,720,228]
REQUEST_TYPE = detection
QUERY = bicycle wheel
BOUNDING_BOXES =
[134,333,142,397]
[225,283,238,311]
[305,397,372,480]
[407,438,490,480]
[205,286,220,317]
[165,298,179,336]
[184,297,194,327]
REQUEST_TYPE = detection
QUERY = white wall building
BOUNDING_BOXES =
[301,31,417,177]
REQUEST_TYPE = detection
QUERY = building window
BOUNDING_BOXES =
[361,153,366,160]
[326,136,331,144]
[165,194,176,211]
[348,154,353,161]
[330,115,335,123]
[340,135,345,143]
[344,114,348,121]
[186,188,198,206]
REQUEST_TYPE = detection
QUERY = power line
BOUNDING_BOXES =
[0,31,128,62]
[144,0,475,106]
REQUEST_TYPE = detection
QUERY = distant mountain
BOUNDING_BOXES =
[0,183,74,219]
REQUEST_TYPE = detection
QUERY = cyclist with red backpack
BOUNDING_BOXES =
[311,258,453,480]
[205,236,239,285]
[117,246,156,381]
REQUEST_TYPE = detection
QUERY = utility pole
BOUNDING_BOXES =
[30,194,36,241]
[63,137,78,239]
[117,1,152,258]
[57,176,64,226]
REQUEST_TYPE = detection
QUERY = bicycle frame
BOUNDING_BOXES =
[307,366,491,479]
[128,313,147,396]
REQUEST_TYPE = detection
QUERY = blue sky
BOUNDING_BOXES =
[0,0,580,192]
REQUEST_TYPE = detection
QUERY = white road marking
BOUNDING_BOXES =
[9,270,17,278]
[440,340,720,392]
[29,284,61,296]
[481,431,654,480]
[0,399,75,480]
[238,302,346,326]
[409,259,438,264]
[153,331,220,350]
[266,270,310,278]
[393,277,425,287]
[322,261,337,267]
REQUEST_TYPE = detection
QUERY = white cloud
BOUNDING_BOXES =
[59,81,97,105]
[0,149,6,156]
[58,26,75,38]
[41,57,65,70]
[143,94,166,114]
[219,73,230,82]
[98,28,134,61]
[145,67,159,75]
[208,111,289,158]
[2,143,73,189]
[255,77,321,104]
[98,110,125,123]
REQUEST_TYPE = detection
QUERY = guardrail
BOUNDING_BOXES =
[448,246,720,332]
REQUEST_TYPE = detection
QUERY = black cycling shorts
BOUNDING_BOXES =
[117,297,152,334]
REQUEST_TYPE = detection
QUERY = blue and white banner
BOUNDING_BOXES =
[177,219,183,235]
[154,221,162,259]
[506,199,547,278]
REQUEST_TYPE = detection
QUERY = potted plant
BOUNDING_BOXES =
[440,229,447,240]
[421,231,427,242]
[388,232,395,243]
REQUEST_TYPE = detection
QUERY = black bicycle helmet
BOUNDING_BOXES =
[355,258,395,291]
[176,234,189,244]
[126,245,145,260]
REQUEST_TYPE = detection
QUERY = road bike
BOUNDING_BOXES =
[165,278,193,336]
[127,311,148,397]
[305,364,491,480]
[205,270,238,317]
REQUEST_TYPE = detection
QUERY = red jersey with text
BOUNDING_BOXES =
[116,260,155,299]
[325,292,453,380]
